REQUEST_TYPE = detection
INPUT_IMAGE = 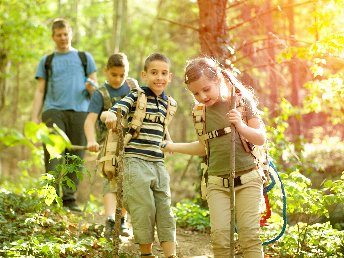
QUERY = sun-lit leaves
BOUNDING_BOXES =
[303,76,344,124]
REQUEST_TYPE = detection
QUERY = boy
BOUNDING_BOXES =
[84,53,132,238]
[101,53,178,258]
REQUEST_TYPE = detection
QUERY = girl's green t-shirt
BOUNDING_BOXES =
[206,98,259,176]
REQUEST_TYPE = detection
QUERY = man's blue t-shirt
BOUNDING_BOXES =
[35,49,97,112]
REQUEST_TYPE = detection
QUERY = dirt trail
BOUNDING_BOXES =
[80,155,213,257]
[83,212,213,257]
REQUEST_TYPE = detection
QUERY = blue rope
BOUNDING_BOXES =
[263,169,276,194]
[262,161,288,245]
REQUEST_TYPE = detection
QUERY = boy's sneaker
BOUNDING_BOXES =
[63,200,81,212]
[104,217,130,239]
[120,217,130,237]
[104,218,115,240]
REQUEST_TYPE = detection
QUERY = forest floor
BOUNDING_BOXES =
[77,154,251,257]
[79,155,214,257]
[83,212,213,258]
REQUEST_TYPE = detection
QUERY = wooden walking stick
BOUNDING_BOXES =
[113,107,125,257]
[229,86,237,258]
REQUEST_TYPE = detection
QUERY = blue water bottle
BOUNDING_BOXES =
[82,78,98,96]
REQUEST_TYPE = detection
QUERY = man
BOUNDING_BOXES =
[31,18,97,211]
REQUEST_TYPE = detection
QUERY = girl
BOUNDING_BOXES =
[161,57,266,258]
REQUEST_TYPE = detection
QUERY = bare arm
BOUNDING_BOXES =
[162,140,207,156]
[165,129,172,141]
[84,112,100,152]
[31,78,45,123]
[85,72,98,95]
[228,109,266,145]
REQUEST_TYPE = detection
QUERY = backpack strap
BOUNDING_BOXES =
[98,85,112,110]
[126,78,140,91]
[192,103,206,143]
[192,103,210,160]
[192,95,251,159]
[235,95,251,153]
[123,91,177,145]
[192,103,209,199]
[77,51,88,76]
[43,53,55,101]
[162,96,177,138]
[124,88,147,145]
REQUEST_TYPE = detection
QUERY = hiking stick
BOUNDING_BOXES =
[67,145,103,150]
[113,108,124,257]
[229,86,237,258]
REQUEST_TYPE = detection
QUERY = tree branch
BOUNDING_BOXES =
[239,60,291,73]
[227,0,316,32]
[156,16,199,31]
[235,35,312,53]
[227,0,250,10]
[233,44,286,64]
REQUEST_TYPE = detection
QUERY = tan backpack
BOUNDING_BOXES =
[192,94,270,198]
[97,86,177,180]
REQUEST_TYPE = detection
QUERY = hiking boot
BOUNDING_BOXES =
[63,200,81,212]
[120,217,130,237]
[104,218,115,240]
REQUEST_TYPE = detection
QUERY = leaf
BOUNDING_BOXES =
[52,124,72,147]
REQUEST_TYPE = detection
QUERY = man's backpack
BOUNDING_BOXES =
[43,51,87,101]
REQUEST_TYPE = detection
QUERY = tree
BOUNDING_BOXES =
[111,0,127,53]
[197,0,228,60]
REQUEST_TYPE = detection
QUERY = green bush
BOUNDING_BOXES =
[172,199,210,231]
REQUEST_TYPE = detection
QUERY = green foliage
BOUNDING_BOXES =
[264,98,304,173]
[266,222,344,258]
[172,199,210,231]
[1,122,72,160]
[282,171,328,221]
[51,154,86,190]
[0,187,116,258]
[0,122,85,207]
[0,0,52,63]
[303,76,344,124]
[26,153,87,208]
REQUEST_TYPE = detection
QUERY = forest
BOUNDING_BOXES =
[0,0,343,257]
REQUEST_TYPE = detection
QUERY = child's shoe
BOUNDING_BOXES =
[120,216,130,237]
[104,218,115,240]
[140,254,156,258]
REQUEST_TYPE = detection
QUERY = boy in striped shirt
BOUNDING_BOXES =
[101,53,177,258]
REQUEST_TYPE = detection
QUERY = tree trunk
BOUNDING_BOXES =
[197,2,235,257]
[287,0,302,140]
[197,0,228,60]
[112,0,126,53]
[72,0,80,45]
[12,64,20,126]
[0,52,7,111]
[265,0,278,115]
